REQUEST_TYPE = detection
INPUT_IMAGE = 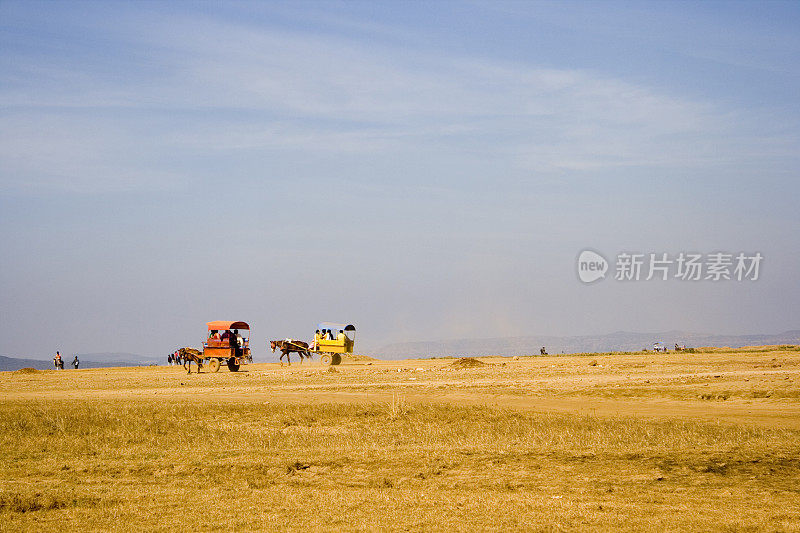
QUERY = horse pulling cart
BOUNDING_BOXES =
[270,322,357,366]
[202,320,253,372]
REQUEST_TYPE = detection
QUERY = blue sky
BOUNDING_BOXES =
[1,1,799,359]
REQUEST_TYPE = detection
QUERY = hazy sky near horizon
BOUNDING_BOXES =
[1,1,799,360]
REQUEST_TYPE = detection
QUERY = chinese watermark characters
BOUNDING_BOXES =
[577,250,762,283]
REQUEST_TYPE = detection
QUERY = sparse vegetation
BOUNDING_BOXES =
[692,345,800,354]
[1,348,799,530]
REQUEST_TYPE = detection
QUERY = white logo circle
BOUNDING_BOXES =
[577,250,608,283]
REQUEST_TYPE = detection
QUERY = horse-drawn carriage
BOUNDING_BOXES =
[200,320,252,372]
[270,322,356,366]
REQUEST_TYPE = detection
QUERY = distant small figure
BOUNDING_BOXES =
[540,346,547,355]
[72,355,79,369]
[53,351,64,370]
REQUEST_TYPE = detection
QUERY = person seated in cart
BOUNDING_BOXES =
[314,323,357,365]
[312,330,321,350]
[208,329,221,340]
[229,329,242,357]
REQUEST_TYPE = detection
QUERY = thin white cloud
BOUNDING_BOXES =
[1,10,797,192]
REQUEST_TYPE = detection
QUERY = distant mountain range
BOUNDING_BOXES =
[76,352,161,365]
[3,330,799,370]
[0,352,160,372]
[374,330,800,359]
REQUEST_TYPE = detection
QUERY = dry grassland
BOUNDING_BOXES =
[1,349,799,531]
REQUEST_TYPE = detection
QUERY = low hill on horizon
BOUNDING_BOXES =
[75,352,160,364]
[4,330,799,369]
[0,355,157,372]
[0,351,163,371]
[374,330,800,359]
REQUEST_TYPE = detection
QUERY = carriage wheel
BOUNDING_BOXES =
[227,358,240,372]
[208,358,221,373]
[331,353,342,366]
[320,353,331,366]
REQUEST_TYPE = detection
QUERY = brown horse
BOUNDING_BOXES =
[270,340,312,366]
[179,347,204,373]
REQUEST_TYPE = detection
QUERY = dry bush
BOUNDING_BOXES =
[13,367,39,374]
[0,490,100,513]
[0,491,67,513]
[450,357,486,368]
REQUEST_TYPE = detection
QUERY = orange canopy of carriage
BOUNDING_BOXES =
[206,321,250,331]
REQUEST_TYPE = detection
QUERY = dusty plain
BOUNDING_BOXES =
[1,348,799,531]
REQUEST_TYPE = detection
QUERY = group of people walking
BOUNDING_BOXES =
[167,350,185,366]
[52,351,79,370]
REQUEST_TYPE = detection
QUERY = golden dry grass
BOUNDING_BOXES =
[1,349,799,531]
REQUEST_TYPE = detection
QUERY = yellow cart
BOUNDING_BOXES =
[312,322,356,365]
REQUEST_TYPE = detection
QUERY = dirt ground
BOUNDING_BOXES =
[1,348,799,531]
[4,350,799,429]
